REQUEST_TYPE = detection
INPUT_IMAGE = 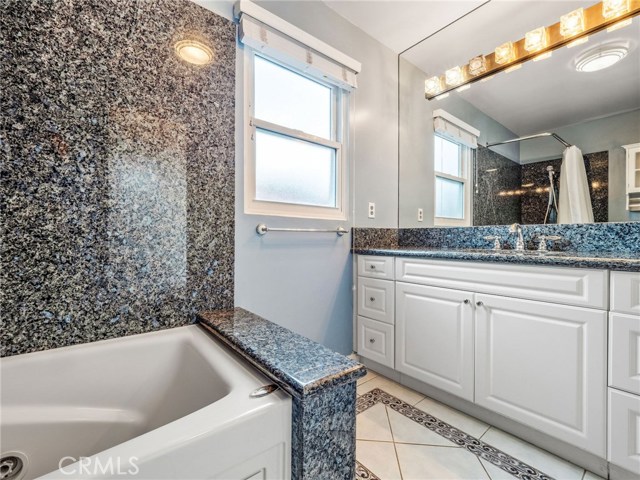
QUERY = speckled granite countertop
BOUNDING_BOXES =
[198,308,366,398]
[353,248,640,272]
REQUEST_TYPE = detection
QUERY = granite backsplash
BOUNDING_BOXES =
[353,223,640,254]
[1,0,236,357]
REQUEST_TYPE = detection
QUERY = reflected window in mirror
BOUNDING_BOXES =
[434,135,472,226]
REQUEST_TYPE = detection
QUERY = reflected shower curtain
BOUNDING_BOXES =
[558,146,594,224]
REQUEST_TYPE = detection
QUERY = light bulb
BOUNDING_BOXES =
[525,27,548,53]
[445,66,464,86]
[560,8,585,37]
[468,55,487,76]
[602,0,629,19]
[495,42,515,65]
[425,76,443,96]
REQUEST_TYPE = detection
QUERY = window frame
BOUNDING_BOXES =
[433,134,473,227]
[244,49,349,220]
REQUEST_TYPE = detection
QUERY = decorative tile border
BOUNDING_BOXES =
[356,388,555,480]
[355,461,381,480]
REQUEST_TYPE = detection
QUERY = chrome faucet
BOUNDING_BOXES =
[509,223,525,251]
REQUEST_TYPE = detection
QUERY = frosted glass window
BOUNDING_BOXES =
[254,56,332,139]
[436,177,464,219]
[255,129,336,208]
[434,135,461,176]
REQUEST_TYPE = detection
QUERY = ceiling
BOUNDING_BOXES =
[324,1,485,53]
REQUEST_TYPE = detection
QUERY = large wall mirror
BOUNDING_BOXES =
[399,1,640,228]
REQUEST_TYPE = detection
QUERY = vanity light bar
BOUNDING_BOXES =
[425,0,640,100]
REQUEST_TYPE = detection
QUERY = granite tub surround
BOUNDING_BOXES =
[521,151,608,224]
[474,146,522,226]
[198,308,366,480]
[1,0,235,357]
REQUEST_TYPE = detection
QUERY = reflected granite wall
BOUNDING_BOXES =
[473,146,521,226]
[474,147,609,225]
[1,0,235,356]
[521,151,608,224]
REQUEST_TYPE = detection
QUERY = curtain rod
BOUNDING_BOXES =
[486,132,572,149]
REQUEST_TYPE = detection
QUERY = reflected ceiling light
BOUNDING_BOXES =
[560,8,586,37]
[422,0,640,100]
[436,93,450,100]
[602,0,630,18]
[456,84,471,92]
[533,51,553,61]
[525,27,549,52]
[607,17,633,31]
[567,37,590,48]
[495,41,516,64]
[468,55,487,76]
[174,40,214,65]
[425,76,443,96]
[445,66,464,86]
[575,44,628,72]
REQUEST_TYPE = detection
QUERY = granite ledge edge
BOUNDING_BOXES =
[197,309,366,398]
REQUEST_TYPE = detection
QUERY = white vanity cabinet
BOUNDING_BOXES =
[355,255,612,459]
[608,271,640,474]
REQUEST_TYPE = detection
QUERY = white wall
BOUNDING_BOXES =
[231,1,398,354]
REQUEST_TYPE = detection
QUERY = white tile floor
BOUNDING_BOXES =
[356,370,605,480]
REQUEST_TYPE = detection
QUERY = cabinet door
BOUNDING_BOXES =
[609,312,640,395]
[396,282,474,401]
[608,388,640,473]
[475,294,607,457]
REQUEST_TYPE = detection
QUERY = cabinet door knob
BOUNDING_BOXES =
[370,297,375,302]
[464,299,470,304]
[476,301,484,307]
[370,265,376,270]
[369,338,375,343]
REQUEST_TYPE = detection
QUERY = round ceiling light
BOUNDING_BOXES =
[175,40,214,66]
[575,45,628,72]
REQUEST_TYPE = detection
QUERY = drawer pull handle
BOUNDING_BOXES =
[476,301,484,307]
[464,299,470,304]
[369,338,375,343]
[370,297,375,302]
[370,265,376,270]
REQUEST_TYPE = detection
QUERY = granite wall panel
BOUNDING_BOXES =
[1,0,235,356]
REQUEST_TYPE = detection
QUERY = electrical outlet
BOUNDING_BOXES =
[368,202,375,219]
[418,208,424,222]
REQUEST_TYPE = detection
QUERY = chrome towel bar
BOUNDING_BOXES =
[256,224,348,236]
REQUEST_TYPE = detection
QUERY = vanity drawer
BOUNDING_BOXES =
[608,388,640,473]
[358,255,394,280]
[357,277,394,324]
[357,316,394,368]
[395,258,608,309]
[609,312,640,395]
[611,271,640,315]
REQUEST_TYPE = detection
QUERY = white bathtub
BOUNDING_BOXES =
[0,325,291,480]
